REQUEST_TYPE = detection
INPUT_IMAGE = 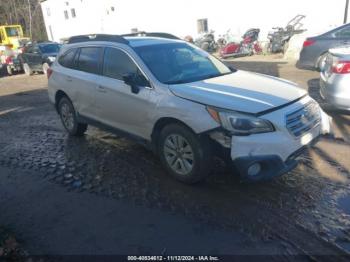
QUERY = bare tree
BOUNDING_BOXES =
[0,0,47,41]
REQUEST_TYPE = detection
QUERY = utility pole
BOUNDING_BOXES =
[27,0,32,39]
[345,0,349,24]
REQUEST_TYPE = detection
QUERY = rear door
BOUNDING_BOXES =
[55,46,102,120]
[71,46,103,120]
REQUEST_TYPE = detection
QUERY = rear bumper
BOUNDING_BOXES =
[320,77,350,111]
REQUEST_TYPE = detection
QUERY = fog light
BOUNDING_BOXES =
[247,163,261,177]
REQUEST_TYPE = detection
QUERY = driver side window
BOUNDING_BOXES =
[33,46,41,54]
[25,45,33,53]
[102,47,140,80]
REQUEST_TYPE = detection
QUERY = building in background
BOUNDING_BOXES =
[40,0,349,42]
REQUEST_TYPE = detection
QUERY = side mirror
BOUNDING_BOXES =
[123,73,150,94]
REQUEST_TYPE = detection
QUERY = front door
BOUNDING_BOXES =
[95,47,153,138]
[25,45,43,70]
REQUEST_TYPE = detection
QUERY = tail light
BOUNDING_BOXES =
[332,61,350,74]
[303,39,315,48]
[47,68,53,79]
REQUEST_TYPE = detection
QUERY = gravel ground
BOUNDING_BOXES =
[1,56,350,259]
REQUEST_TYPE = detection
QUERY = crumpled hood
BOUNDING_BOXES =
[169,70,306,114]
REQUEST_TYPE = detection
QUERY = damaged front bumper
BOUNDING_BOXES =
[209,98,333,182]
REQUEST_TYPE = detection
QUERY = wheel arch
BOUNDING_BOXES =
[151,117,198,148]
[315,51,329,70]
[55,90,69,112]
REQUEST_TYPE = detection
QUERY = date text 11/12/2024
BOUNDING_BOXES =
[127,256,220,261]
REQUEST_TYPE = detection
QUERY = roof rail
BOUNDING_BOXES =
[67,32,181,45]
[122,32,181,40]
[67,34,129,44]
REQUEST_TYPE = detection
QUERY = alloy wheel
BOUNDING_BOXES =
[60,103,75,131]
[163,134,194,175]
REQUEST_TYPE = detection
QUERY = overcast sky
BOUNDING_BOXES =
[112,0,347,37]
[41,0,349,41]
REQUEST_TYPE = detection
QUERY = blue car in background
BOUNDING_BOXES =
[299,23,350,70]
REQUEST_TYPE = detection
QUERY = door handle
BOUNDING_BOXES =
[97,85,107,93]
[66,77,73,82]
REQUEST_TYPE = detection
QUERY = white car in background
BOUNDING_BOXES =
[47,33,332,184]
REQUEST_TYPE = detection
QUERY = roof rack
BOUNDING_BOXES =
[67,34,129,44]
[121,32,181,40]
[67,32,181,45]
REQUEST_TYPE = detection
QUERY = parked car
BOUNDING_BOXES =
[0,45,23,75]
[320,46,350,112]
[48,33,332,184]
[19,41,61,75]
[299,23,350,70]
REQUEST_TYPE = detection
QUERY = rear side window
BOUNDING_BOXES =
[102,47,139,80]
[335,26,350,38]
[77,47,102,74]
[58,48,77,69]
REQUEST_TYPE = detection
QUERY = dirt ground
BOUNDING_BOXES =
[1,55,350,260]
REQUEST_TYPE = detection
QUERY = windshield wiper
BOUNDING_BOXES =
[166,72,233,85]
[202,71,232,80]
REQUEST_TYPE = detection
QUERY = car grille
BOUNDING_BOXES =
[286,101,321,137]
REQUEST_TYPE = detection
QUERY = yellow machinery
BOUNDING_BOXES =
[0,25,30,49]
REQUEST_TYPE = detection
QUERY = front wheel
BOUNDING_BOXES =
[23,63,33,76]
[42,63,50,75]
[58,97,87,136]
[6,66,13,75]
[158,124,212,184]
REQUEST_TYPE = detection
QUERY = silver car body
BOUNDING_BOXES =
[320,47,350,111]
[48,37,332,180]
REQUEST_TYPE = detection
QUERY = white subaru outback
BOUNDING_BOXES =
[48,33,332,184]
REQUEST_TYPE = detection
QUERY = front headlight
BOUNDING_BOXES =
[207,106,275,135]
[48,56,56,62]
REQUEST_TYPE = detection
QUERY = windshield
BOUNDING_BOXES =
[5,27,21,37]
[39,44,61,54]
[134,43,232,84]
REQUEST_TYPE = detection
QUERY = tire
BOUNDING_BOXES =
[58,96,87,136]
[23,63,33,76]
[42,63,50,75]
[6,66,13,76]
[316,53,328,71]
[158,123,212,184]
